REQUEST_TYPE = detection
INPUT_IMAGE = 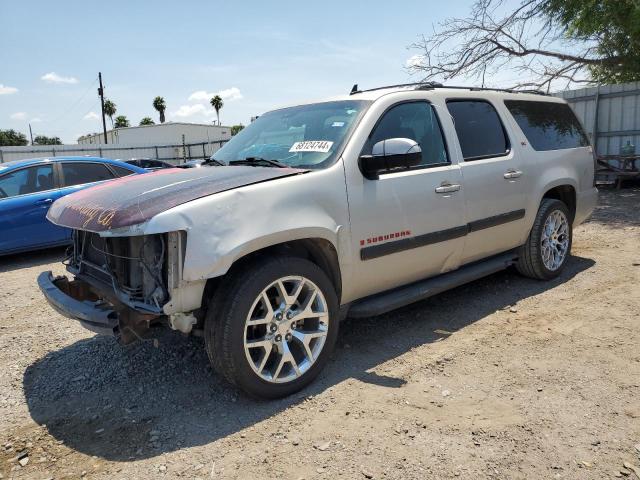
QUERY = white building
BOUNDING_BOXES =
[77,122,231,146]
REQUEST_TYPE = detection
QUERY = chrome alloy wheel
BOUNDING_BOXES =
[243,276,329,383]
[541,209,569,271]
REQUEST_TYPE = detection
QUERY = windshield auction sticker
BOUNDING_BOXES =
[289,141,333,153]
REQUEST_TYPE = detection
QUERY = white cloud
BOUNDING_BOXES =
[217,87,243,101]
[187,91,211,102]
[30,117,42,123]
[10,112,27,120]
[83,111,100,120]
[173,104,208,118]
[188,86,243,102]
[41,72,78,84]
[0,84,18,95]
[406,54,425,69]
[174,87,243,119]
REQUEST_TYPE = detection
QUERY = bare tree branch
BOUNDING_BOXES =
[408,0,606,90]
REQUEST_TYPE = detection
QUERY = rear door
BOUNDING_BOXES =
[345,100,467,300]
[0,163,69,253]
[446,99,529,264]
[59,161,117,194]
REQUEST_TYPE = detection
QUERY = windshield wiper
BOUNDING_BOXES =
[202,158,224,166]
[229,157,288,168]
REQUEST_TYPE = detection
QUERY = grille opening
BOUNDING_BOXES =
[71,231,169,310]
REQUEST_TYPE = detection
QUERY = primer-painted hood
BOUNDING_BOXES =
[47,166,306,232]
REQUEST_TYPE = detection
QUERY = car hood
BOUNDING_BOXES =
[47,166,307,233]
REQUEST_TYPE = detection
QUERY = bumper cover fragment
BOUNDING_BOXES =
[37,271,119,336]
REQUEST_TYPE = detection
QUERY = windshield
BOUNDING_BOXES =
[212,100,371,169]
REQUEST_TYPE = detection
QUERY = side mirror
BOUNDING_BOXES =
[358,138,422,180]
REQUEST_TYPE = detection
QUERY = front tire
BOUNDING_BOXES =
[204,256,339,399]
[516,198,572,280]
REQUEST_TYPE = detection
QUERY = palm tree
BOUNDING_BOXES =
[153,96,166,123]
[210,95,223,125]
[139,117,155,126]
[103,99,116,128]
[114,115,130,128]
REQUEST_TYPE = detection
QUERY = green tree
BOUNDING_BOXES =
[139,117,155,126]
[33,135,62,145]
[103,99,117,128]
[409,0,640,91]
[544,0,640,83]
[153,96,166,123]
[230,124,245,136]
[114,115,130,128]
[210,95,224,125]
[0,129,28,146]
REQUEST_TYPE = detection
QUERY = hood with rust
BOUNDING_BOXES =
[47,165,306,232]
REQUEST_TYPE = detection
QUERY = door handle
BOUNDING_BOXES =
[504,170,523,179]
[435,183,461,194]
[35,198,53,205]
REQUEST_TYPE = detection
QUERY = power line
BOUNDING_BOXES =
[47,77,99,125]
[37,99,101,137]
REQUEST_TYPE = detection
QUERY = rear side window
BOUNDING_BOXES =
[446,100,510,160]
[61,162,114,187]
[110,165,136,177]
[504,100,589,151]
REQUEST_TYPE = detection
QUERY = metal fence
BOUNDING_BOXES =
[557,82,640,156]
[0,140,229,164]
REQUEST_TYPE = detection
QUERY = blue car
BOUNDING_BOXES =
[0,156,147,255]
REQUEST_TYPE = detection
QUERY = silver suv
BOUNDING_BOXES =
[39,83,597,398]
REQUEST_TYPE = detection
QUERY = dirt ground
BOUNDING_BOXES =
[1,188,639,480]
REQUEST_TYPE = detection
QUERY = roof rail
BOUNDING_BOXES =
[349,82,443,95]
[349,82,549,96]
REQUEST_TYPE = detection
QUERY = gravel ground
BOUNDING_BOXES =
[1,188,639,480]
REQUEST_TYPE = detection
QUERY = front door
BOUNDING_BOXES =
[0,163,68,254]
[345,101,467,301]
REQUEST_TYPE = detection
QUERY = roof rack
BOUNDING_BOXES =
[349,82,548,96]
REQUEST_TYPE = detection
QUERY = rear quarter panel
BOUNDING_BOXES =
[499,100,595,244]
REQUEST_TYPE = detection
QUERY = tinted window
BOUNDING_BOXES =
[110,165,136,177]
[363,102,448,167]
[446,100,509,160]
[505,100,589,151]
[62,162,114,186]
[0,165,54,199]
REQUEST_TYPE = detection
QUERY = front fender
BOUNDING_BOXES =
[143,166,350,284]
[199,225,342,280]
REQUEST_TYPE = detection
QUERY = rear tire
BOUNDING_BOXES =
[204,256,339,399]
[516,199,572,280]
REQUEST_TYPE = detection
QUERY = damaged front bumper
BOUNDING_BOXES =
[37,271,161,343]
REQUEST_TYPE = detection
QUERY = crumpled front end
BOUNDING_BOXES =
[38,230,186,343]
[67,230,173,312]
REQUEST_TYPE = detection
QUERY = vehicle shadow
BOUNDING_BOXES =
[23,255,595,462]
[0,247,67,274]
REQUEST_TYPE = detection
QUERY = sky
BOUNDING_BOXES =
[1,0,523,144]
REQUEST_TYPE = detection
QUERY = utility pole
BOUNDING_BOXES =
[98,72,108,144]
[28,123,34,145]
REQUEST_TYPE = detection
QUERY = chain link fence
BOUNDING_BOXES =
[0,140,229,164]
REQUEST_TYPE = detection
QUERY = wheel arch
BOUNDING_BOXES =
[541,183,576,223]
[200,236,343,320]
